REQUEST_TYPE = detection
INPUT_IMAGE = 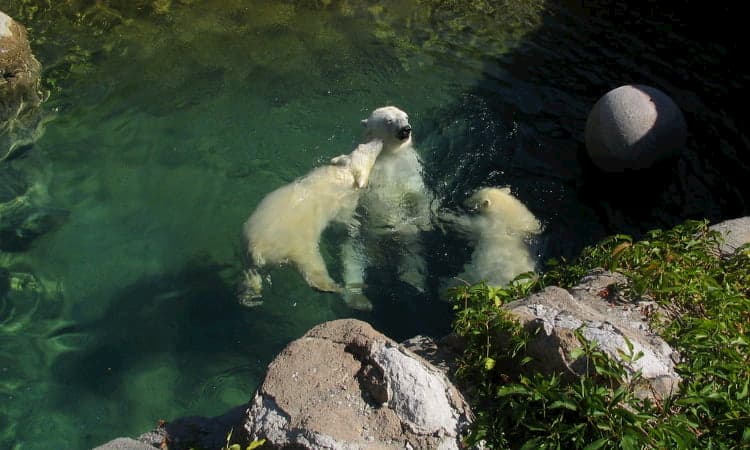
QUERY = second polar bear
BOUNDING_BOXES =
[340,106,435,309]
[441,187,542,287]
[239,139,383,307]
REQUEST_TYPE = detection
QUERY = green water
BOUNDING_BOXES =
[0,1,547,448]
[3,1,748,448]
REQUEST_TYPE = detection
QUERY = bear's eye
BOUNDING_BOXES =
[386,118,393,124]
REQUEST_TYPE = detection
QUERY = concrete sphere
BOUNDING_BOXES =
[585,85,687,172]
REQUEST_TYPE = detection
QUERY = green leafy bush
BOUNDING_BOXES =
[450,220,750,449]
[219,428,266,450]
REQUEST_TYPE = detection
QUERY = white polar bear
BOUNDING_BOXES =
[340,106,435,309]
[440,187,542,288]
[238,139,383,307]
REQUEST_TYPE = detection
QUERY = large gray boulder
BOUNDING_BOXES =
[585,85,687,172]
[710,216,750,256]
[504,269,681,400]
[244,319,473,449]
[0,11,46,161]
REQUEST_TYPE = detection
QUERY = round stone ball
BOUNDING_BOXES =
[585,85,687,172]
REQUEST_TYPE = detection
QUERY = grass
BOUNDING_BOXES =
[449,219,750,449]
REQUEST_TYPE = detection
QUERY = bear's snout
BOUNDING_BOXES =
[398,125,411,140]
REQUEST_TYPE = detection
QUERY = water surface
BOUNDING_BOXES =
[0,1,747,448]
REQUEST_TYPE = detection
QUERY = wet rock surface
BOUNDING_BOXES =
[0,10,46,161]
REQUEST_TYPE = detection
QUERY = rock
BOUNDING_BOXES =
[1,262,58,303]
[0,167,68,251]
[400,334,465,378]
[89,406,248,450]
[0,11,46,161]
[134,405,247,450]
[709,216,750,256]
[244,319,472,449]
[91,437,156,450]
[504,269,681,400]
[585,84,687,172]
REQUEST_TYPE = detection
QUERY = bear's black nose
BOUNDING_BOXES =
[398,125,411,140]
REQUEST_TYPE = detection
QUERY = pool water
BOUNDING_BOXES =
[1,1,747,449]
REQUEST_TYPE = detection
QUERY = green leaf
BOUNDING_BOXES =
[620,433,638,450]
[497,385,530,396]
[483,357,496,371]
[247,439,267,450]
[569,347,586,360]
[737,379,749,400]
[519,438,541,450]
[549,400,578,411]
[583,438,609,450]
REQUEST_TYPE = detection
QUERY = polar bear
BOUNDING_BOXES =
[339,106,435,309]
[238,139,383,307]
[440,187,542,288]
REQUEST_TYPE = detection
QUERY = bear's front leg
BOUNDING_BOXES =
[340,234,373,311]
[294,252,342,294]
[237,268,264,307]
[397,234,428,293]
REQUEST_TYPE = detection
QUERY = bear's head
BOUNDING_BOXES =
[361,106,412,151]
[465,187,542,235]
[331,139,384,188]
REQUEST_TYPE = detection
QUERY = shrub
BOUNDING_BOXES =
[450,220,750,449]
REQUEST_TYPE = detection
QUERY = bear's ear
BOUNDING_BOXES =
[361,119,368,127]
[330,155,350,166]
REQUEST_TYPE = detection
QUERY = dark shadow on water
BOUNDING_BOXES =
[323,225,455,342]
[421,1,749,265]
[46,256,286,446]
[365,266,454,343]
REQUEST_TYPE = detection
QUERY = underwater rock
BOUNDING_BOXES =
[709,216,750,257]
[0,167,68,251]
[504,269,681,401]
[585,85,687,172]
[1,265,50,302]
[0,248,62,305]
[244,319,473,449]
[0,11,46,161]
